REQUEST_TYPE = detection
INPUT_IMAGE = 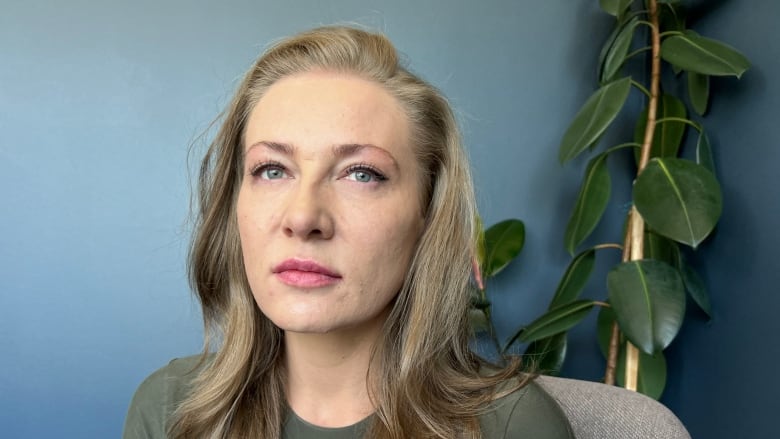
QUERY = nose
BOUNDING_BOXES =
[280,183,334,240]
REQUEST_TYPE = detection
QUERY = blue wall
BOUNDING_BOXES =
[657,2,780,438]
[1,1,776,438]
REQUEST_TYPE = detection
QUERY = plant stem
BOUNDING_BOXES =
[605,210,634,385]
[593,243,623,251]
[625,46,652,61]
[630,80,651,98]
[605,142,641,155]
[636,20,654,29]
[655,117,703,132]
[659,30,684,38]
[605,321,621,385]
[637,0,661,173]
[624,0,662,393]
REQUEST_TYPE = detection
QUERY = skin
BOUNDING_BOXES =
[237,71,425,426]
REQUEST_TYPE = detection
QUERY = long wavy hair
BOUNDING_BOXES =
[172,25,526,439]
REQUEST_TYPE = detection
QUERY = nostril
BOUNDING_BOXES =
[279,198,333,239]
[282,224,325,239]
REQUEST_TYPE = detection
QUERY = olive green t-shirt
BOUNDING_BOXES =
[123,356,574,438]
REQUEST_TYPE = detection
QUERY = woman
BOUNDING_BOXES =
[124,26,573,438]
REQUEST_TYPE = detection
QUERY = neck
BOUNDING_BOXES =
[284,318,386,428]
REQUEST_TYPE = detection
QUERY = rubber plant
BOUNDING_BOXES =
[470,218,526,359]
[471,0,750,399]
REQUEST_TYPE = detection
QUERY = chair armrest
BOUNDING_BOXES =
[536,375,691,439]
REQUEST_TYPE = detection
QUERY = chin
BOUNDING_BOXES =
[266,314,341,334]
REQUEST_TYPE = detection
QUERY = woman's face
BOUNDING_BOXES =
[237,71,425,335]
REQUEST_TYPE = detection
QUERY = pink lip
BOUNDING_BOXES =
[272,258,342,288]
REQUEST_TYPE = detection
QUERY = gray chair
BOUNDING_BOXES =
[537,376,691,439]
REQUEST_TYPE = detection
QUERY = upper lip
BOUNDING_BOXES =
[272,258,341,277]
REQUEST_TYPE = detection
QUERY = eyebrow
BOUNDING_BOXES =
[333,143,399,171]
[247,140,293,156]
[246,141,400,170]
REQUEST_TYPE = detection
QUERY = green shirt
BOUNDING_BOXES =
[123,356,574,438]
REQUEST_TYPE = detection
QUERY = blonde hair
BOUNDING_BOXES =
[173,26,525,439]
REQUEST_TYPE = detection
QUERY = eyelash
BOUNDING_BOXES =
[345,163,388,182]
[249,160,285,178]
[247,161,388,182]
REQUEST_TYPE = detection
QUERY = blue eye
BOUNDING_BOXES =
[262,167,286,179]
[345,166,386,183]
[351,170,373,183]
[250,162,288,180]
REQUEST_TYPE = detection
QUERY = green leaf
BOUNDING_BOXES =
[470,295,491,311]
[633,94,688,162]
[469,308,490,333]
[668,239,713,319]
[599,22,624,80]
[602,16,640,83]
[597,10,643,80]
[696,131,715,174]
[661,31,750,78]
[661,1,688,77]
[677,256,713,318]
[599,0,633,16]
[550,249,596,309]
[559,77,632,163]
[687,71,710,116]
[607,260,686,354]
[598,304,668,399]
[644,231,680,265]
[564,154,611,254]
[597,305,620,357]
[518,300,596,344]
[483,219,525,277]
[524,333,568,376]
[634,158,723,248]
[616,348,668,400]
[658,1,686,32]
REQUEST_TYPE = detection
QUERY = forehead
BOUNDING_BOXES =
[244,71,410,153]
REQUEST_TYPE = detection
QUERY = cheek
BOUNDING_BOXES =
[237,190,277,239]
[236,208,254,258]
[352,211,423,279]
[236,195,272,269]
[236,191,251,237]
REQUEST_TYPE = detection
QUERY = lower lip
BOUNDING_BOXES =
[275,270,341,288]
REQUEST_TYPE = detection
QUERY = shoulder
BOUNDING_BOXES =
[122,355,206,439]
[479,377,575,439]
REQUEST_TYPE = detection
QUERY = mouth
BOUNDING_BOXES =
[272,258,342,288]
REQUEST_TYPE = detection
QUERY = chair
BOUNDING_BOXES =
[536,376,691,439]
